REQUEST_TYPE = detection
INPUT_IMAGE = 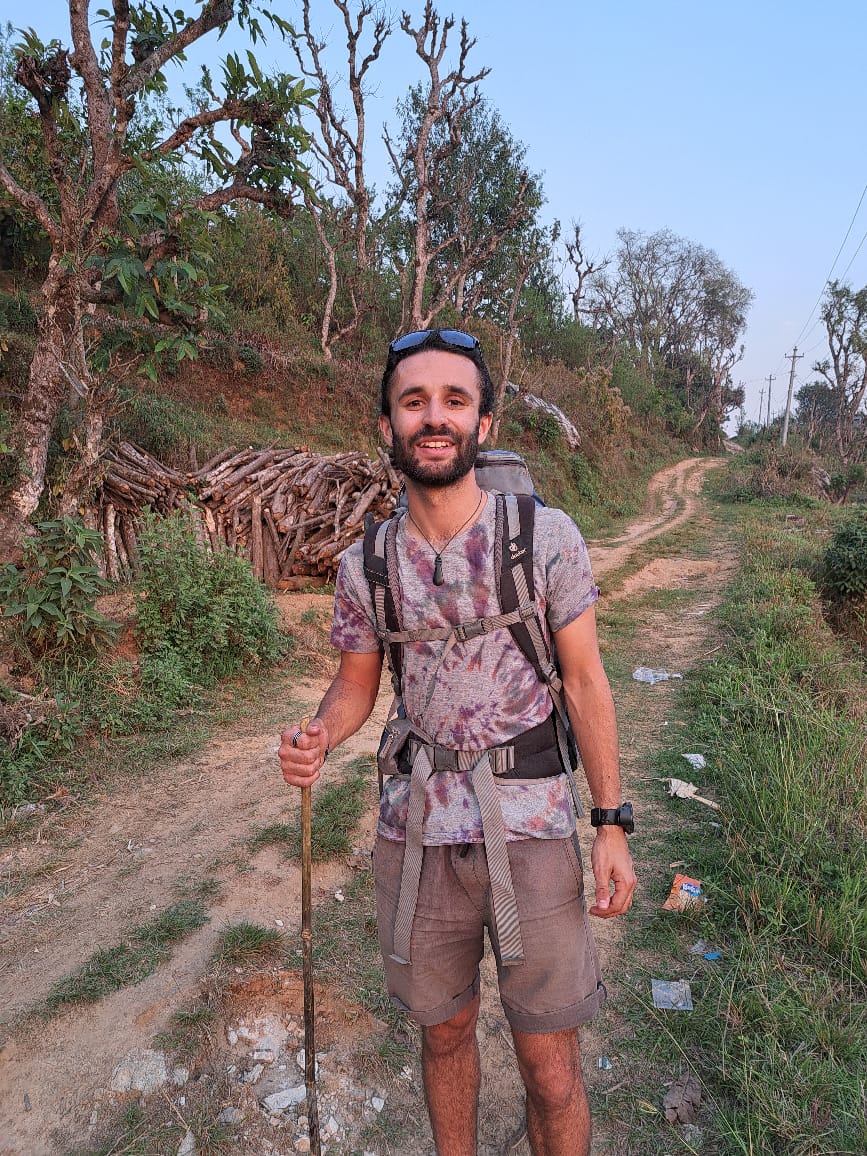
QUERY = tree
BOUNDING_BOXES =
[587,227,751,441]
[812,280,867,463]
[0,1,312,562]
[290,0,389,358]
[383,4,534,332]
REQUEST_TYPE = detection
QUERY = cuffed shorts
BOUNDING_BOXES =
[372,834,605,1033]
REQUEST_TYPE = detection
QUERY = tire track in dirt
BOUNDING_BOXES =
[0,456,731,1155]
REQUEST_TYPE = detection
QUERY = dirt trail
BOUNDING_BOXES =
[0,455,732,1156]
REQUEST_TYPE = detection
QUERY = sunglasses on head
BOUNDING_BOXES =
[388,329,480,355]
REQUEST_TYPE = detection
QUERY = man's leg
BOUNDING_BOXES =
[511,1027,590,1156]
[421,994,481,1156]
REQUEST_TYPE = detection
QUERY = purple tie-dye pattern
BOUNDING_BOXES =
[330,499,598,845]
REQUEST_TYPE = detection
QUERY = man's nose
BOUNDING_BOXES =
[423,398,451,425]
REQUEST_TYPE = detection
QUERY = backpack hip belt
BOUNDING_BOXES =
[364,491,586,969]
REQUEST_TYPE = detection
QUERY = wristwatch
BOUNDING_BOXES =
[590,802,634,834]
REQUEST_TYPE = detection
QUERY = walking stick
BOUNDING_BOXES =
[299,717,321,1156]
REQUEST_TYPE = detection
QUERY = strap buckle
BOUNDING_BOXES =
[454,616,495,642]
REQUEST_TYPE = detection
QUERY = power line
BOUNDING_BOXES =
[792,178,867,348]
[836,220,867,283]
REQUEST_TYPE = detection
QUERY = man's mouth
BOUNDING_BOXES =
[415,438,453,450]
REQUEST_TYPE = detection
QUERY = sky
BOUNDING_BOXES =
[8,0,867,429]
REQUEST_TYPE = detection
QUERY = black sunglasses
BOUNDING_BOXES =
[388,328,480,355]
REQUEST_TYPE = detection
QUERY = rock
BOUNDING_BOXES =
[370,1096,385,1113]
[177,1128,196,1156]
[110,1050,169,1096]
[323,1115,339,1138]
[262,1085,306,1112]
[172,1067,190,1087]
[217,1107,244,1125]
[294,1139,310,1153]
[239,1063,264,1085]
[252,1049,275,1063]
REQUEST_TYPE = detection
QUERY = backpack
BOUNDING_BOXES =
[363,450,582,813]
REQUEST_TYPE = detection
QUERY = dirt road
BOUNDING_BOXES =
[0,455,729,1155]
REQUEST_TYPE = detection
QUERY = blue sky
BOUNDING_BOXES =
[10,1,867,427]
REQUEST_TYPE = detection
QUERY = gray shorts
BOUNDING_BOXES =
[372,834,605,1033]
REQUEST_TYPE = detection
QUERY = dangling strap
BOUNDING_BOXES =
[471,752,524,964]
[390,742,435,964]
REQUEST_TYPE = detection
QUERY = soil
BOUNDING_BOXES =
[0,455,735,1156]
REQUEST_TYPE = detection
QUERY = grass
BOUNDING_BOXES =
[594,492,867,1155]
[153,1005,217,1060]
[213,921,284,963]
[44,899,209,1013]
[249,755,375,863]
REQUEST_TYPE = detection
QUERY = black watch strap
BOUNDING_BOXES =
[590,802,634,834]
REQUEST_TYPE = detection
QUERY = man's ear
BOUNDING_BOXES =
[378,413,394,447]
[478,413,493,445]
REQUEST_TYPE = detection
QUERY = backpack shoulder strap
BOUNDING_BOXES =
[363,511,404,690]
[496,493,548,679]
[496,494,581,790]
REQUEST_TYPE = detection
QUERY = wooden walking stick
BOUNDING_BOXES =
[298,717,321,1156]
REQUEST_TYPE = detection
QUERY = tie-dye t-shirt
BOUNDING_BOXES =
[330,495,599,844]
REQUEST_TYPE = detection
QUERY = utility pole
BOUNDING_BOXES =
[758,386,764,425]
[765,374,775,428]
[780,347,804,447]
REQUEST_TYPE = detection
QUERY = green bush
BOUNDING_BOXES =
[0,518,115,673]
[0,288,38,333]
[822,515,867,600]
[135,510,287,686]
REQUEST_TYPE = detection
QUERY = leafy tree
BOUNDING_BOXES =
[812,280,867,463]
[0,1,313,562]
[587,227,752,442]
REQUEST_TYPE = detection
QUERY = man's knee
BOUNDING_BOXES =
[514,1029,583,1111]
[422,996,480,1058]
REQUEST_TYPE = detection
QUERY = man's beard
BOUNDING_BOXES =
[390,421,481,488]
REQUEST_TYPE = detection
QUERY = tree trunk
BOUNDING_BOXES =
[0,257,86,562]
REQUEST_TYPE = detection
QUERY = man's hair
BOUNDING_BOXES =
[380,330,495,418]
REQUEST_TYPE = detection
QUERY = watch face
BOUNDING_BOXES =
[619,802,635,834]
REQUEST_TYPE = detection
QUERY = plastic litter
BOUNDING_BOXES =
[689,939,707,955]
[597,1057,613,1070]
[662,874,705,911]
[632,666,683,684]
[661,777,720,810]
[681,753,706,769]
[703,951,723,961]
[651,979,693,1010]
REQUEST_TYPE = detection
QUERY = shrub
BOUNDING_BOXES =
[134,510,287,686]
[822,515,867,600]
[0,518,115,673]
[0,288,38,333]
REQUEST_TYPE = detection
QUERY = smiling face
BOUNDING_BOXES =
[379,349,493,488]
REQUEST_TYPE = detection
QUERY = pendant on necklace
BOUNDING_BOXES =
[433,555,444,586]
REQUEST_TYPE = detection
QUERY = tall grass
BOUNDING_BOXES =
[671,510,866,1154]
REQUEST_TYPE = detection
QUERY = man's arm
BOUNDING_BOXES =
[552,605,636,919]
[279,648,384,788]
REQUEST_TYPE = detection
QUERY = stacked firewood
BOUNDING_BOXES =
[98,441,400,587]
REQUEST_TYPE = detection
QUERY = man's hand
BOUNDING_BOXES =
[279,718,329,788]
[589,827,636,918]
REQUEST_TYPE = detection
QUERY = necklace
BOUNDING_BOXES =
[407,491,485,586]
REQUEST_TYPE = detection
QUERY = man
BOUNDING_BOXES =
[280,329,636,1156]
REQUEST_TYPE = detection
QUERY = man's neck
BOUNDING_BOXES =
[404,475,485,545]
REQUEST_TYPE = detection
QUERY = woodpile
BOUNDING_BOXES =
[98,441,400,587]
